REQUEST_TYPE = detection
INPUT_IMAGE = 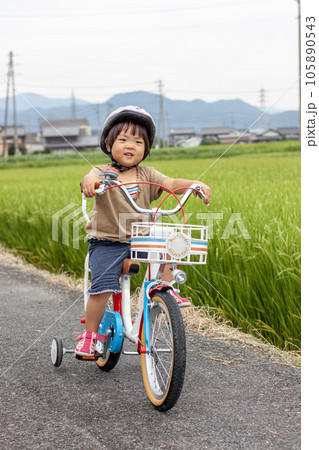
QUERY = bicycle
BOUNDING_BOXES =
[51,168,208,411]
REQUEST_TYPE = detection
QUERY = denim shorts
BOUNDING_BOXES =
[88,239,131,295]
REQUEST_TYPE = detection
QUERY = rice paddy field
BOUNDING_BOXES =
[0,141,300,350]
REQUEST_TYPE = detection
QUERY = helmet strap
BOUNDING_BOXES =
[110,160,139,172]
[108,150,139,172]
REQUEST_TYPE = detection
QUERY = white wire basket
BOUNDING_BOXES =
[131,222,208,265]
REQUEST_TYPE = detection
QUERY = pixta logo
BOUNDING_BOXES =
[52,206,250,248]
[52,203,88,249]
[118,212,251,241]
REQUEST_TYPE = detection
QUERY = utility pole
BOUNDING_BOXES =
[231,112,235,129]
[296,0,301,147]
[258,86,269,130]
[96,103,101,135]
[156,80,165,147]
[71,90,76,119]
[2,51,19,157]
[106,101,113,117]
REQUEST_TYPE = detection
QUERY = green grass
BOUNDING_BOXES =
[0,142,300,349]
[0,140,300,169]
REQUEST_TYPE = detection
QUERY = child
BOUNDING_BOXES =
[75,105,211,357]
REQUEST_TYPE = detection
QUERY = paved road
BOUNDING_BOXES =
[0,261,300,449]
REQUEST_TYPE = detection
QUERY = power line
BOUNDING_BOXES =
[8,82,298,99]
[166,86,299,95]
[13,81,156,89]
[0,0,272,18]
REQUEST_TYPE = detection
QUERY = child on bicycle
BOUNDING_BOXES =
[75,105,211,357]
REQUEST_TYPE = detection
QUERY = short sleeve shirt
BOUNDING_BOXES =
[85,165,167,241]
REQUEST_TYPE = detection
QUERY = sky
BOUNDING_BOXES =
[0,0,300,111]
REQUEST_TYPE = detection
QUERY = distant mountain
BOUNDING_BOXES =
[0,92,90,113]
[0,91,299,133]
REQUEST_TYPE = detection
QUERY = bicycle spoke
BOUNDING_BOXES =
[155,361,169,391]
[147,304,174,394]
[155,351,171,379]
[153,310,172,351]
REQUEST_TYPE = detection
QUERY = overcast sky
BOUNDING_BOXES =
[0,0,300,111]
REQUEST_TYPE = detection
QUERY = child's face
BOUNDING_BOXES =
[106,125,145,169]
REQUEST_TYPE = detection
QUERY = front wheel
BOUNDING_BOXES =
[141,292,186,412]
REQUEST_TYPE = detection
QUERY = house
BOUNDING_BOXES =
[252,129,282,143]
[276,127,299,140]
[0,125,26,156]
[217,130,252,145]
[168,127,196,147]
[41,118,98,153]
[25,133,46,154]
[176,136,202,148]
[201,127,235,140]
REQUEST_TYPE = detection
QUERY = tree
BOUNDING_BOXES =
[8,144,27,155]
[200,138,217,146]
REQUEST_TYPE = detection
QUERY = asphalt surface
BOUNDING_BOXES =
[0,261,300,449]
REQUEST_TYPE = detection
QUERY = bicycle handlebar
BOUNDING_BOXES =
[82,169,207,223]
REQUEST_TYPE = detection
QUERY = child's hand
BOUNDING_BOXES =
[195,181,211,206]
[81,174,100,197]
[163,177,211,205]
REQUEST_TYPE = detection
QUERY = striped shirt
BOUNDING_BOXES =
[125,183,138,197]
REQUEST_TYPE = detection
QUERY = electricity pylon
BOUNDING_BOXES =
[2,51,19,157]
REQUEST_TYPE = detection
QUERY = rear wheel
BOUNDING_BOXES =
[141,292,186,411]
[96,296,122,372]
[96,344,122,371]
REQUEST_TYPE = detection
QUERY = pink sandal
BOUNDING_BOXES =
[170,290,192,308]
[75,331,107,357]
[75,331,96,357]
[75,331,106,358]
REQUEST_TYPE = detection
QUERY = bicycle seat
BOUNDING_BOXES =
[121,258,140,276]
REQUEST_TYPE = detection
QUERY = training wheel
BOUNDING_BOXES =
[51,336,64,367]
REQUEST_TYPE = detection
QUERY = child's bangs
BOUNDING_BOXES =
[123,121,148,142]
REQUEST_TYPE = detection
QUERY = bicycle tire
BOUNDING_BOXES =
[96,344,122,372]
[96,296,122,372]
[141,291,186,412]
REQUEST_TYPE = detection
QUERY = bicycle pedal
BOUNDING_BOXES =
[75,353,100,361]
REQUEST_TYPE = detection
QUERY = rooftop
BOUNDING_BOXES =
[41,118,90,128]
[201,127,235,135]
